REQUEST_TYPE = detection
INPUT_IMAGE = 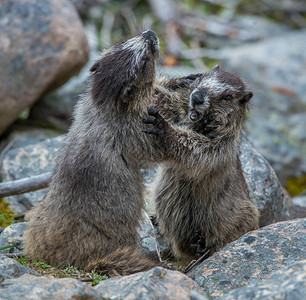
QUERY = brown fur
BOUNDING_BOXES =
[24,31,200,275]
[150,66,260,262]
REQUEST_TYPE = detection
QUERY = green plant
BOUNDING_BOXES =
[65,265,82,276]
[177,257,180,270]
[0,245,17,251]
[0,198,16,227]
[286,175,306,196]
[15,256,109,284]
[90,270,108,286]
[16,255,30,266]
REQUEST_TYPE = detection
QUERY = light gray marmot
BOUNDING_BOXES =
[25,30,202,276]
[147,65,260,263]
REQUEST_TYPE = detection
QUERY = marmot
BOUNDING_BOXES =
[24,30,202,276]
[146,65,260,263]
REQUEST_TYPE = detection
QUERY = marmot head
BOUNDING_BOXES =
[90,30,159,108]
[188,65,253,135]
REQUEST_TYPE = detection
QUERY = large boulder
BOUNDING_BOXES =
[94,267,206,300]
[0,274,100,300]
[0,223,27,256]
[0,255,38,280]
[1,136,64,214]
[221,260,306,300]
[240,136,293,226]
[29,52,99,131]
[188,218,306,298]
[0,0,89,135]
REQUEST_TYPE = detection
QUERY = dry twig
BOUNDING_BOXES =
[0,172,52,198]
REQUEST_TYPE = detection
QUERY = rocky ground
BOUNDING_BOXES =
[0,0,306,299]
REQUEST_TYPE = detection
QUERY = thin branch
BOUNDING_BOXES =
[183,249,210,273]
[0,172,52,198]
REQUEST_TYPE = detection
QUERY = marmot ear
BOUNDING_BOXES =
[90,61,101,73]
[212,64,220,72]
[240,90,253,104]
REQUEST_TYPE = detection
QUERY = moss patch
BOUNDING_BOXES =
[15,256,108,286]
[0,198,16,227]
[286,175,306,196]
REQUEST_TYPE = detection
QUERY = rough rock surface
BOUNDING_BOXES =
[289,196,306,220]
[1,125,60,151]
[138,217,169,258]
[188,218,306,298]
[0,0,89,135]
[221,260,306,300]
[0,255,38,280]
[29,53,99,131]
[70,0,110,17]
[220,29,306,185]
[0,274,100,300]
[0,223,27,255]
[95,267,206,300]
[196,15,289,49]
[1,136,64,214]
[240,136,292,226]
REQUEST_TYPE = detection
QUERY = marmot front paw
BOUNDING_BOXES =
[142,108,168,136]
[190,231,207,258]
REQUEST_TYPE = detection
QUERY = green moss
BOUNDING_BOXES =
[15,256,108,285]
[286,175,306,196]
[0,198,16,227]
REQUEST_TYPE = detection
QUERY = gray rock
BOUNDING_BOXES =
[138,217,169,258]
[0,0,89,135]
[288,196,306,221]
[0,223,27,255]
[29,76,85,131]
[240,136,292,226]
[198,15,289,49]
[29,51,100,131]
[190,291,209,300]
[1,124,60,152]
[221,260,306,300]
[0,255,38,280]
[293,196,306,208]
[95,267,206,300]
[187,218,306,298]
[1,136,64,214]
[70,0,110,18]
[220,29,306,185]
[0,274,100,300]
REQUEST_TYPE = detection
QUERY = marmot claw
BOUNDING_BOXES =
[142,108,167,135]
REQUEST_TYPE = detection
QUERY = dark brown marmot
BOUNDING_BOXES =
[146,65,260,263]
[24,30,201,276]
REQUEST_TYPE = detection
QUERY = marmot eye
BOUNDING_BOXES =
[125,86,136,97]
[223,95,233,101]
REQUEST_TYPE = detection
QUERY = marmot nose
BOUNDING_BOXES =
[191,88,207,105]
[142,30,159,55]
[142,30,157,42]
